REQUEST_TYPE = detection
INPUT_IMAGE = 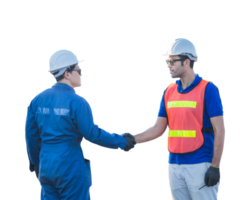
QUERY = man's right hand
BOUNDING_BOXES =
[122,133,136,151]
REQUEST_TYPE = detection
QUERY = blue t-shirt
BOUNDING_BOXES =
[158,74,223,164]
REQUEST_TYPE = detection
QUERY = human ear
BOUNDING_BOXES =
[185,59,190,68]
[64,71,70,80]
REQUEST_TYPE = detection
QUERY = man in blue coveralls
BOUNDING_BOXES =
[134,39,225,200]
[25,50,136,200]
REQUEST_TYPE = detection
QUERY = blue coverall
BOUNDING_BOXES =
[25,83,127,200]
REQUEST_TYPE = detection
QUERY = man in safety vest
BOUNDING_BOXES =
[25,50,136,200]
[134,38,225,200]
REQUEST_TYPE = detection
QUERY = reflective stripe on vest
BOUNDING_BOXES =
[164,79,209,154]
[169,130,196,137]
[167,101,197,108]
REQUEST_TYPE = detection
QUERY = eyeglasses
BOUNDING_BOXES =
[166,59,186,66]
[72,69,81,75]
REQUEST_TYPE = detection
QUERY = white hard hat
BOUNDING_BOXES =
[164,38,198,61]
[49,50,83,77]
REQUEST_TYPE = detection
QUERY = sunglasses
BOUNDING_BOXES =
[166,59,186,66]
[72,69,81,75]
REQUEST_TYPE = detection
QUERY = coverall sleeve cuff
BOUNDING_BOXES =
[29,163,35,172]
[118,136,127,150]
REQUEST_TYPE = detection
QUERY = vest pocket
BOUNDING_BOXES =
[84,157,94,187]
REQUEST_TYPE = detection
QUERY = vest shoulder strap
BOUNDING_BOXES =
[163,82,176,95]
[202,79,214,134]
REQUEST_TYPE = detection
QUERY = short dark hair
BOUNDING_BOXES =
[52,64,77,82]
[178,55,194,69]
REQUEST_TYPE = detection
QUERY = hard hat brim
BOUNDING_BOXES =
[79,59,87,63]
[160,53,178,56]
[46,59,87,73]
[48,60,84,72]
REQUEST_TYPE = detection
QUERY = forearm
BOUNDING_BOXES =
[211,130,225,167]
[135,126,163,144]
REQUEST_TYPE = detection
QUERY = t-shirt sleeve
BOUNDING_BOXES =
[158,90,167,118]
[205,82,223,118]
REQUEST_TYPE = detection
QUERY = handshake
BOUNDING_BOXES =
[122,133,136,152]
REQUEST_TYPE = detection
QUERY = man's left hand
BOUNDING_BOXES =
[204,166,220,186]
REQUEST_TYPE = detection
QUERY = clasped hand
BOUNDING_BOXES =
[122,133,136,151]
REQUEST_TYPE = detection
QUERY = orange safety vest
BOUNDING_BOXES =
[164,79,212,154]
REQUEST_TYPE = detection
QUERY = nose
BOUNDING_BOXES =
[168,63,172,69]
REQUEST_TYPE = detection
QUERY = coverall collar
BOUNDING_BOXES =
[176,74,202,93]
[52,82,76,93]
